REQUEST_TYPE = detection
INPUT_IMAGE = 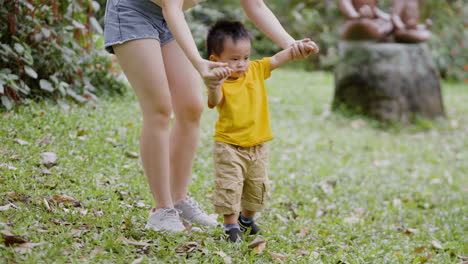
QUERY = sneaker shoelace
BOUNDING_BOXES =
[185,198,204,217]
[158,207,181,218]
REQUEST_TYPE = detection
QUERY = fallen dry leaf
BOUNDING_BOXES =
[0,204,12,211]
[297,227,310,238]
[14,139,30,145]
[0,163,17,170]
[248,237,266,248]
[215,251,232,264]
[120,217,132,231]
[37,138,52,145]
[43,198,54,211]
[294,249,309,255]
[51,194,78,204]
[373,160,391,168]
[124,240,154,247]
[41,169,53,175]
[17,242,43,249]
[269,252,288,262]
[253,241,266,254]
[343,216,361,225]
[1,230,27,246]
[76,128,87,137]
[125,151,139,159]
[41,152,58,168]
[413,246,426,254]
[430,240,443,250]
[275,214,288,224]
[392,199,402,207]
[90,247,105,258]
[43,183,58,189]
[404,228,418,235]
[416,252,433,263]
[175,242,207,254]
[104,137,117,145]
[337,260,350,264]
[320,181,336,194]
[131,257,144,264]
[5,192,31,203]
[13,243,44,254]
[70,228,89,237]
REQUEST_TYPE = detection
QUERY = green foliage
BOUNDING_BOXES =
[0,0,125,110]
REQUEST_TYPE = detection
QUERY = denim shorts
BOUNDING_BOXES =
[104,0,174,54]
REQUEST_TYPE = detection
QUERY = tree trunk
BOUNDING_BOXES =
[333,41,445,123]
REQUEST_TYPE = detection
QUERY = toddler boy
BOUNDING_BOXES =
[206,21,318,242]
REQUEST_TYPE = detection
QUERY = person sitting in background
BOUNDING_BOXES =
[391,0,431,43]
[339,0,393,41]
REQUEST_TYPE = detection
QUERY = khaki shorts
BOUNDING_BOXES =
[212,141,270,215]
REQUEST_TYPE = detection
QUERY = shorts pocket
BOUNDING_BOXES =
[213,180,242,208]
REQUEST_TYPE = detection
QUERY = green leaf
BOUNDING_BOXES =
[67,88,86,103]
[91,1,100,11]
[7,74,19,81]
[24,66,38,79]
[41,27,51,38]
[14,43,24,54]
[1,96,12,110]
[72,20,86,29]
[89,17,103,35]
[39,79,54,92]
[0,81,4,94]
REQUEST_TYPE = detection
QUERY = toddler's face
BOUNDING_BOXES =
[211,38,251,79]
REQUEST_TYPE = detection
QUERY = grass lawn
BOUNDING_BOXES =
[1,70,467,263]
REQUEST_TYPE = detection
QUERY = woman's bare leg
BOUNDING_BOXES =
[114,39,173,209]
[161,40,203,202]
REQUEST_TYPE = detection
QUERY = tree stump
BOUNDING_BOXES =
[333,41,445,123]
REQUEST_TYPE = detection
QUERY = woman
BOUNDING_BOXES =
[104,0,318,232]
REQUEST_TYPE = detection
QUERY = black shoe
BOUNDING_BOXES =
[224,228,242,242]
[238,214,261,235]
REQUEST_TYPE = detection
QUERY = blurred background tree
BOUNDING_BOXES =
[1,0,466,109]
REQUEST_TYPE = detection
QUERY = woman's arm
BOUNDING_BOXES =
[161,0,229,88]
[161,0,204,71]
[240,0,318,59]
[240,0,294,49]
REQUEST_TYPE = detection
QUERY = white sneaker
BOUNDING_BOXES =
[174,197,218,227]
[145,207,186,232]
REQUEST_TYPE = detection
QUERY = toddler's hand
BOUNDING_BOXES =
[198,60,231,90]
[304,41,320,56]
[206,66,232,91]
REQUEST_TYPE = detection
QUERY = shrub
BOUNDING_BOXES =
[0,0,125,110]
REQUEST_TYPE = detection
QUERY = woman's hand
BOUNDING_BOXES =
[289,39,320,60]
[197,59,232,89]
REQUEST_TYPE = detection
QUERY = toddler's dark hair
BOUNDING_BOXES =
[206,20,252,56]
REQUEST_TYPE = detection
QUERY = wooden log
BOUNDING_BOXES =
[333,41,445,123]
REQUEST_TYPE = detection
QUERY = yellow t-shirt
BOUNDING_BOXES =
[210,57,273,147]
